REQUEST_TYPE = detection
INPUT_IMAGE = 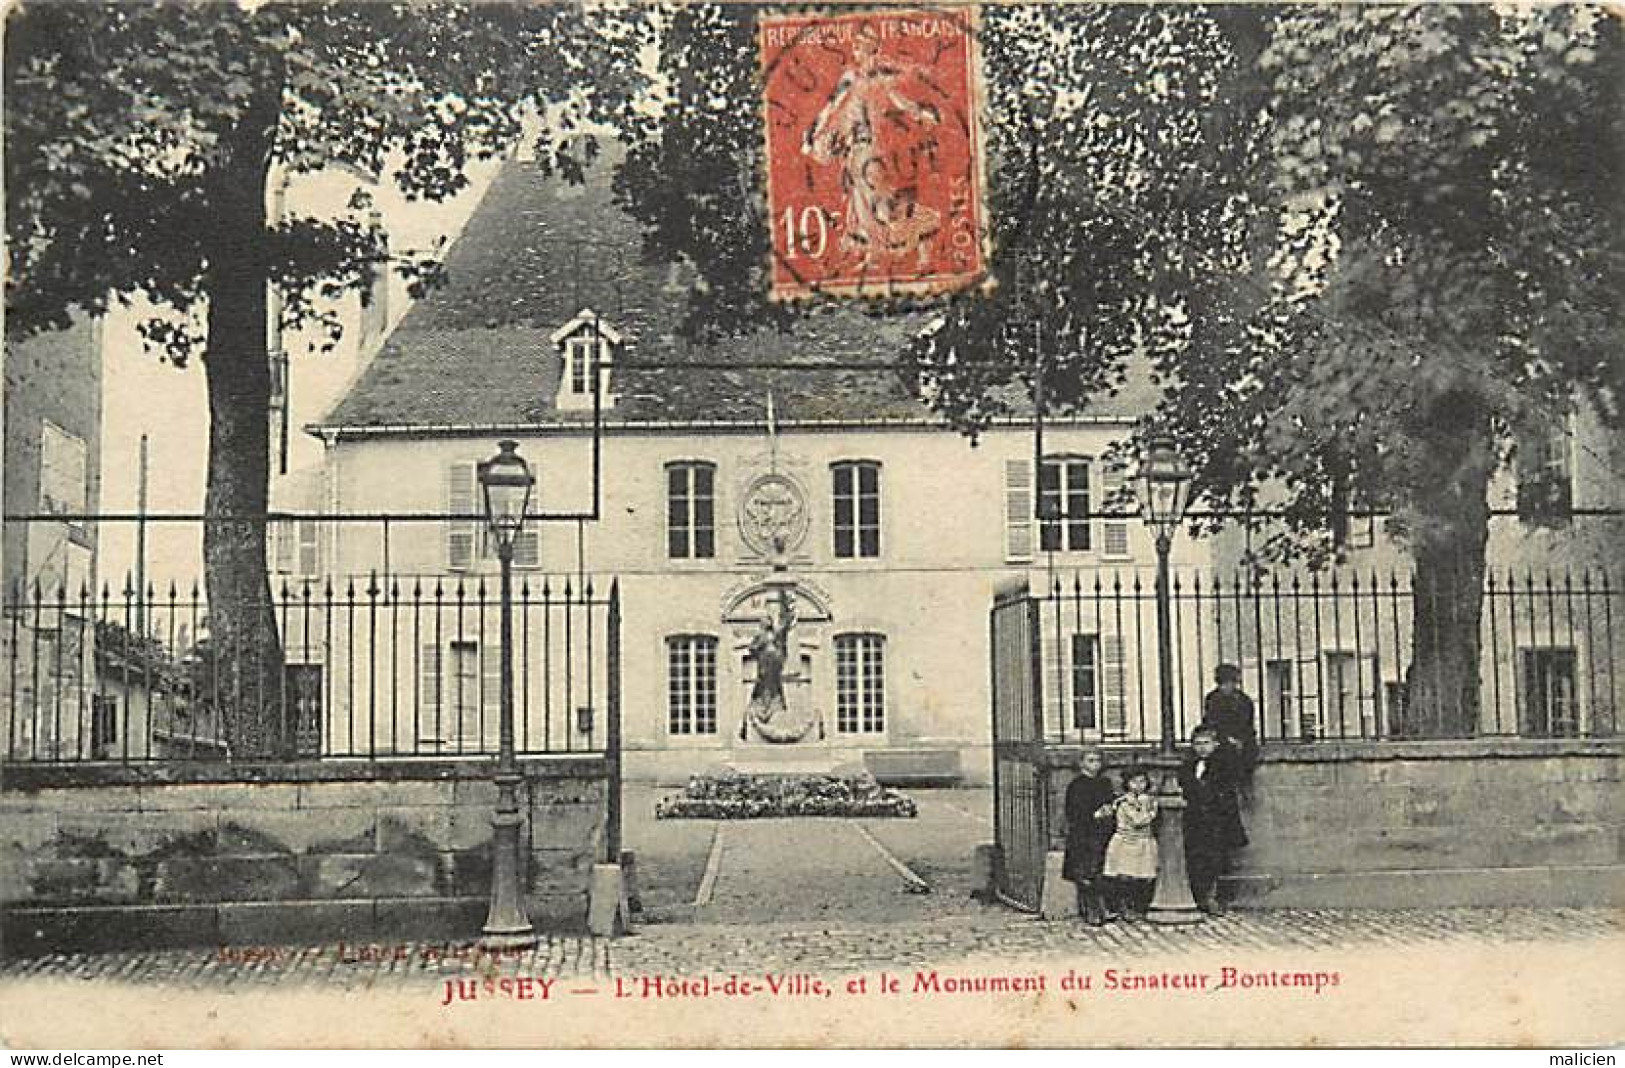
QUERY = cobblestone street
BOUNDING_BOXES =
[2,907,1618,991]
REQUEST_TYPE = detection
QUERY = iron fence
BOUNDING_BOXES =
[3,571,621,764]
[1023,566,1620,746]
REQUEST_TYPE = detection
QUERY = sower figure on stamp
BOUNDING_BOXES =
[801,23,942,271]
[1179,726,1249,915]
[1202,663,1259,802]
[1061,748,1118,926]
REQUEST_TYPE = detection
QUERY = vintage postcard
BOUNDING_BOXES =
[1,0,1621,1051]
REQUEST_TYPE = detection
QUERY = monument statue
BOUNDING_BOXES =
[741,587,816,743]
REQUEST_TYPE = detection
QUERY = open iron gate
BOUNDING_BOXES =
[990,580,1048,911]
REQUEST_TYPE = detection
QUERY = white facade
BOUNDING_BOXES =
[301,418,1208,782]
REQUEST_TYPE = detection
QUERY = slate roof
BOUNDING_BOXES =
[315,152,1156,435]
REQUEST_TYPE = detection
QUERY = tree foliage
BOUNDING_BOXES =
[6,1,653,357]
[612,4,1623,736]
[1164,5,1624,563]
[5,0,656,756]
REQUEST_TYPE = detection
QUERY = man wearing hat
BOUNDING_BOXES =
[1201,663,1259,794]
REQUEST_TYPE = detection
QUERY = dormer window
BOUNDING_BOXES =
[550,308,621,411]
[566,336,601,396]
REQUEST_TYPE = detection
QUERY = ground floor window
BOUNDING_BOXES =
[1521,647,1579,737]
[285,663,323,756]
[1070,633,1099,731]
[90,694,118,753]
[668,635,718,736]
[835,633,885,734]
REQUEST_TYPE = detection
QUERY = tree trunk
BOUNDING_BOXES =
[1397,391,1496,739]
[201,88,286,760]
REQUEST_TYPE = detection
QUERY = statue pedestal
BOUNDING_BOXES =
[724,742,843,777]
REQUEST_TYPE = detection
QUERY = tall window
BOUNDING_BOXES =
[449,640,481,747]
[1521,647,1578,738]
[1038,457,1091,552]
[90,695,118,753]
[835,633,885,734]
[667,635,718,736]
[1323,651,1379,738]
[832,461,881,558]
[1070,634,1099,731]
[667,462,716,559]
[1517,417,1573,521]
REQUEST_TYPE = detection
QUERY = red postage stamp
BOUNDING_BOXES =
[759,8,988,301]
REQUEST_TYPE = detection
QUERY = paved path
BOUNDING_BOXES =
[624,785,992,925]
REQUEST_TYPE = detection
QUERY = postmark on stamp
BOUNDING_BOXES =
[759,8,989,301]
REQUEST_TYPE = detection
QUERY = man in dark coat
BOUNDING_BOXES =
[1179,726,1248,915]
[1202,663,1259,797]
[1062,748,1117,925]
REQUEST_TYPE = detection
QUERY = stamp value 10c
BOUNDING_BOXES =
[759,8,989,301]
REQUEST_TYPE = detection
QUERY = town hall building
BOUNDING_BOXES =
[302,151,1193,783]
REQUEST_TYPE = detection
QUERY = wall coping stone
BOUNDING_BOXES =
[0,755,609,793]
[1034,737,1622,768]
[1257,738,1624,763]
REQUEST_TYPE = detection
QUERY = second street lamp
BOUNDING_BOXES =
[1137,435,1194,755]
[1135,435,1202,926]
[478,439,537,950]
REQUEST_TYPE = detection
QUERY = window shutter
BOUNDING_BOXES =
[482,641,503,738]
[419,643,442,745]
[447,462,476,571]
[511,476,542,568]
[1040,617,1067,735]
[1100,461,1131,558]
[1101,633,1127,735]
[512,528,541,568]
[273,521,296,574]
[297,520,321,576]
[1298,655,1323,739]
[1004,459,1034,562]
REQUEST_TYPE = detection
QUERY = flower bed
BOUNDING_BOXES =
[655,770,917,819]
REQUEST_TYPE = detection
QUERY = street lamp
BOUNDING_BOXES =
[478,439,537,949]
[1137,435,1193,754]
[1135,435,1201,926]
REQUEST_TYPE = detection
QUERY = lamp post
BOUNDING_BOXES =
[1137,436,1193,755]
[1135,435,1201,925]
[478,440,537,949]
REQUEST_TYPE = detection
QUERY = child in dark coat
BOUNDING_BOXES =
[1061,748,1117,925]
[1179,726,1249,914]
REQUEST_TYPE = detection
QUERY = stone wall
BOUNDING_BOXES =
[1044,739,1624,907]
[0,758,609,956]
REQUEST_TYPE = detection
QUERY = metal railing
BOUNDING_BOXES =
[1022,566,1620,746]
[3,572,621,765]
